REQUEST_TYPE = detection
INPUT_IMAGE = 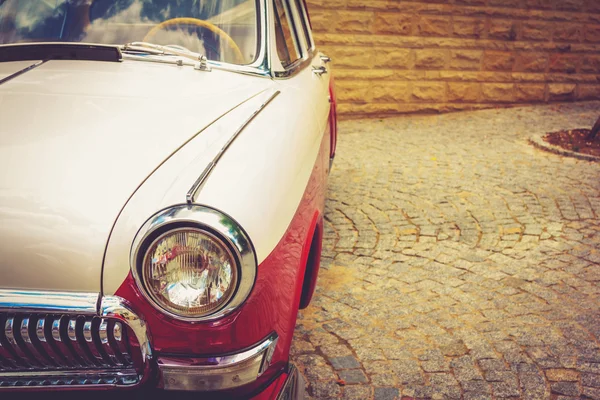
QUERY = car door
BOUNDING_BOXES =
[292,0,336,161]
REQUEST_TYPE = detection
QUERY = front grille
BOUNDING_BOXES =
[0,313,141,388]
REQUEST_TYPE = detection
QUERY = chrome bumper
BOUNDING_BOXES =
[276,364,305,400]
[157,332,278,391]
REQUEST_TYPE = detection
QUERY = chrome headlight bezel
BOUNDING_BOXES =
[130,205,257,322]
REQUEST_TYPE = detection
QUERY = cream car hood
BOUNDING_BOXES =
[0,59,267,292]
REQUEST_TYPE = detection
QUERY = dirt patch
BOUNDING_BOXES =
[543,128,600,157]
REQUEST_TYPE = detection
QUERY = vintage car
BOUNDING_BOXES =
[0,0,337,398]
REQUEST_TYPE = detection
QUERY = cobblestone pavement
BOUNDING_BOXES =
[292,102,600,400]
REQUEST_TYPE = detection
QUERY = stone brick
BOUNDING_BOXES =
[553,24,582,42]
[374,13,412,35]
[455,0,486,5]
[549,54,580,73]
[305,0,347,9]
[306,0,600,117]
[555,0,583,11]
[412,82,446,102]
[370,82,411,102]
[515,53,548,72]
[489,20,518,41]
[587,1,600,13]
[374,49,413,69]
[483,51,515,71]
[548,83,576,100]
[328,47,376,68]
[514,83,545,102]
[337,81,370,103]
[449,50,482,70]
[489,0,520,7]
[310,10,335,33]
[415,49,447,69]
[335,11,374,34]
[581,55,600,73]
[482,83,514,102]
[526,0,554,9]
[577,85,600,100]
[448,82,481,102]
[453,17,485,38]
[521,22,552,41]
[334,70,393,81]
[416,16,451,37]
[585,25,600,43]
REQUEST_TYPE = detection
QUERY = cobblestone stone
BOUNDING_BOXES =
[337,369,368,385]
[292,102,600,399]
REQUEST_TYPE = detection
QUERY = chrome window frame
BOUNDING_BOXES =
[207,0,271,77]
[293,0,315,52]
[270,0,318,79]
[272,0,303,68]
[0,0,271,78]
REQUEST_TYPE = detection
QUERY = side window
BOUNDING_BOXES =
[293,0,313,51]
[273,0,300,68]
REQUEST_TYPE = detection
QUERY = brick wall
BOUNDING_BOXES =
[307,0,600,118]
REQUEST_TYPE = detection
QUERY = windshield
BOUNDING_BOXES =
[0,0,259,65]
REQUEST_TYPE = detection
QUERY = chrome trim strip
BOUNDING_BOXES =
[186,88,280,204]
[131,205,257,322]
[0,290,99,315]
[0,60,47,86]
[0,368,138,377]
[273,49,317,79]
[157,332,278,391]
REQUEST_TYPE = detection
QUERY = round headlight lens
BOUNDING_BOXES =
[141,228,238,318]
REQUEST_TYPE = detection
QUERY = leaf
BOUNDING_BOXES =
[336,379,346,386]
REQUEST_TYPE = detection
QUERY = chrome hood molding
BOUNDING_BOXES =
[0,59,270,292]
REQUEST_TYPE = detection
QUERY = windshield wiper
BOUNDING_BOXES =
[121,42,211,71]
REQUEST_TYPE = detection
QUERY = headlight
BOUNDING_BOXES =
[132,206,257,322]
[142,228,237,318]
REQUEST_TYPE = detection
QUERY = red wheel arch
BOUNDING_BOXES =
[299,219,323,309]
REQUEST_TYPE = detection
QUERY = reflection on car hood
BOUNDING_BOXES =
[0,59,267,293]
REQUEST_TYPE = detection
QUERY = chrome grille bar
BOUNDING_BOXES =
[0,289,152,391]
[19,317,55,367]
[99,319,121,366]
[0,291,151,389]
[50,316,81,367]
[4,316,35,368]
[0,314,135,372]
[35,317,66,368]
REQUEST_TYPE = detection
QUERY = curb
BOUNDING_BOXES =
[529,133,600,162]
